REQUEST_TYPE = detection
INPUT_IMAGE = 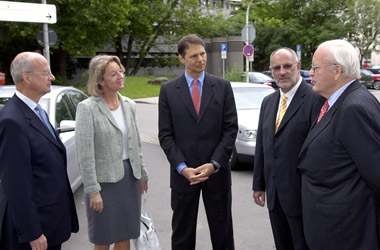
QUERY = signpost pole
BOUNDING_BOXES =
[245,0,253,83]
[41,0,50,66]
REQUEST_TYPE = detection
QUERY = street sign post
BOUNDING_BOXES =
[221,43,227,78]
[297,44,301,61]
[0,1,56,24]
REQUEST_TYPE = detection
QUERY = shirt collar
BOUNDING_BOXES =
[16,90,38,110]
[327,79,355,109]
[185,71,205,87]
[279,76,302,103]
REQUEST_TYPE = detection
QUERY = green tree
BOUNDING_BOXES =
[344,0,380,64]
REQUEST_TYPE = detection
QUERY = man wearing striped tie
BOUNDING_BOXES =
[252,48,324,250]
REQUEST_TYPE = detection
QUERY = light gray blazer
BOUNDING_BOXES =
[75,93,148,195]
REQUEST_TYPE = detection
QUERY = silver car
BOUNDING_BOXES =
[0,85,88,192]
[230,82,274,170]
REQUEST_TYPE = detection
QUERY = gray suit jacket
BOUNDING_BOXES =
[75,93,148,195]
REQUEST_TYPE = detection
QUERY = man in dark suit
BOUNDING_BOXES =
[298,39,380,250]
[158,34,238,250]
[0,52,79,250]
[253,48,323,250]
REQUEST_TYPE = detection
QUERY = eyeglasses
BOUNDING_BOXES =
[271,62,297,72]
[310,64,337,73]
[26,71,53,77]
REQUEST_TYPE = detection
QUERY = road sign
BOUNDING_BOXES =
[243,44,254,57]
[221,43,227,59]
[241,24,256,44]
[0,1,57,24]
[296,44,301,60]
[36,28,57,47]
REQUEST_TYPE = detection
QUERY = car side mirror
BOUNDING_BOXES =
[57,120,75,134]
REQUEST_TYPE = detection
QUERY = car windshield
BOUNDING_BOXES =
[250,73,273,82]
[361,69,372,76]
[233,87,273,109]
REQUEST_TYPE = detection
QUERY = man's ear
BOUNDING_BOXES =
[21,72,30,83]
[179,54,185,64]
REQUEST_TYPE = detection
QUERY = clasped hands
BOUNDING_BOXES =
[181,163,215,185]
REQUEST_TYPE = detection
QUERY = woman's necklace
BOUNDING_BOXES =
[108,94,119,111]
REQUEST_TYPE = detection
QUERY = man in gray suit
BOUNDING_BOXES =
[253,48,323,250]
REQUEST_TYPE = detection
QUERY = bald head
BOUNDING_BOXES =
[10,52,47,84]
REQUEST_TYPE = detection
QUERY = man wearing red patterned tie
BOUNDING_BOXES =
[158,34,238,250]
[298,39,380,250]
[253,47,324,250]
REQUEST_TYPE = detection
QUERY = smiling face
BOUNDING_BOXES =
[99,61,125,93]
[179,43,207,78]
[270,49,301,93]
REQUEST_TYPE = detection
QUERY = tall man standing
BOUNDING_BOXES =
[298,39,380,250]
[159,34,238,250]
[253,48,324,250]
[0,52,79,250]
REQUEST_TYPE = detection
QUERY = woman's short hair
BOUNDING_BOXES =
[88,55,125,96]
[319,39,361,79]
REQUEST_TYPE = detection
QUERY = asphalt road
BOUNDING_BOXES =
[63,89,380,250]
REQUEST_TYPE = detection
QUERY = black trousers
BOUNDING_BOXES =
[268,192,308,250]
[171,187,234,250]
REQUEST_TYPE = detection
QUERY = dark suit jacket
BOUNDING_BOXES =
[298,80,380,250]
[0,95,79,248]
[158,73,238,193]
[253,81,324,216]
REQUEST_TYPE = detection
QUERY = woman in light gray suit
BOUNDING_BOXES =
[75,55,148,250]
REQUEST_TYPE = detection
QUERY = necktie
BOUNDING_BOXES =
[275,94,288,133]
[35,104,56,139]
[192,79,201,116]
[317,100,329,123]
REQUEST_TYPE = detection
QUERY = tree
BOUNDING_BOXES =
[343,0,380,64]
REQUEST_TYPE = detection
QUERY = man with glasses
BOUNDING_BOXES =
[253,47,324,250]
[0,52,79,250]
[298,40,380,250]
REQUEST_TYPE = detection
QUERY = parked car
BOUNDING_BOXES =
[360,69,380,90]
[360,69,375,89]
[367,68,380,74]
[0,85,88,192]
[300,70,312,84]
[261,70,272,78]
[230,82,275,170]
[241,72,278,89]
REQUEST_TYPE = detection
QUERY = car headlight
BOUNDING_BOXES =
[242,130,257,140]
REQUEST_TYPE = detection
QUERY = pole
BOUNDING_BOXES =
[41,0,50,66]
[245,0,253,83]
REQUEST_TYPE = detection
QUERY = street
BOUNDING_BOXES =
[63,89,380,250]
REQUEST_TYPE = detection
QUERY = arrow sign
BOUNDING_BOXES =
[243,44,254,57]
[0,1,57,24]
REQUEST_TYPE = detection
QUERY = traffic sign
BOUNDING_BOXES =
[241,24,256,44]
[221,43,227,59]
[36,28,57,47]
[243,44,254,57]
[296,44,301,60]
[0,1,57,24]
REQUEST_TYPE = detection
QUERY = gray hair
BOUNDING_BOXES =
[10,52,34,84]
[270,47,299,66]
[318,39,360,79]
[87,55,125,96]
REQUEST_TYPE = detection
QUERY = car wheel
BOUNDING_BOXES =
[229,147,239,170]
[374,81,380,90]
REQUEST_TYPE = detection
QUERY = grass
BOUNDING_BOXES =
[76,75,176,99]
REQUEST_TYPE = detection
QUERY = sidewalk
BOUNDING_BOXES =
[134,96,159,104]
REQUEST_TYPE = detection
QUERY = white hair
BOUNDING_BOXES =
[318,39,360,79]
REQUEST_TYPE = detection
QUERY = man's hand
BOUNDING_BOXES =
[180,163,214,185]
[29,234,47,250]
[89,192,103,213]
[253,191,266,207]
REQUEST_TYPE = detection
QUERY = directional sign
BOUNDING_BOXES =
[221,43,227,59]
[241,24,256,44]
[0,1,57,24]
[243,44,254,57]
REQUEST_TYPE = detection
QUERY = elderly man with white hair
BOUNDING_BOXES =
[298,39,380,250]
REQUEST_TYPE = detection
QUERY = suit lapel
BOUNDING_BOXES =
[12,95,63,149]
[268,92,281,135]
[176,75,198,120]
[300,80,362,154]
[198,73,214,122]
[95,96,121,130]
[276,82,307,133]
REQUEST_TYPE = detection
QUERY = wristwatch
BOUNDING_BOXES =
[211,161,220,173]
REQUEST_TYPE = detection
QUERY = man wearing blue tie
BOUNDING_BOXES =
[0,52,78,250]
